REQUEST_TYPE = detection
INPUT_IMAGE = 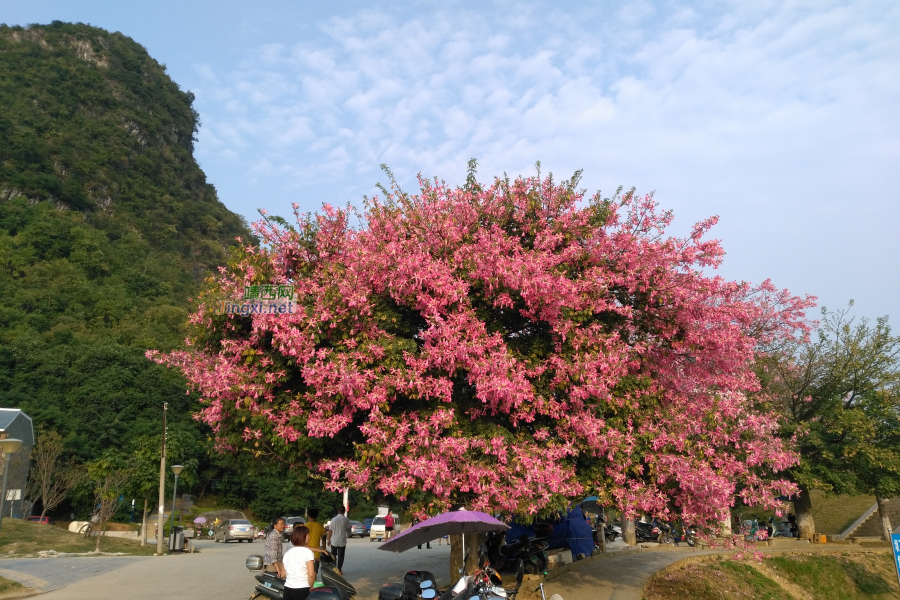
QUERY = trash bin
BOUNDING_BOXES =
[168,526,185,552]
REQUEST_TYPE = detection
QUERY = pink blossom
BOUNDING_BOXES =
[150,174,813,525]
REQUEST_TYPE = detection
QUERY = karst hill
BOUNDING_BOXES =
[0,21,250,459]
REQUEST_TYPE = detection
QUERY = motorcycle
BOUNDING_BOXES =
[486,523,552,575]
[635,519,673,544]
[246,551,356,600]
[675,522,696,547]
[767,518,788,538]
[593,514,619,545]
[743,518,767,542]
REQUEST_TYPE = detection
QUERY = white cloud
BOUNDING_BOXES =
[190,0,900,320]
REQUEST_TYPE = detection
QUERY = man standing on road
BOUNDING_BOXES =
[329,507,351,571]
[305,509,326,574]
[264,518,286,578]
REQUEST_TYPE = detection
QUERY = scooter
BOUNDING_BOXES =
[433,556,527,600]
[246,551,356,600]
[742,517,768,541]
[486,523,552,574]
[594,514,619,544]
[675,522,696,547]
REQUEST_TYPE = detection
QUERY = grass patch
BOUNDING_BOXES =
[644,554,900,600]
[0,518,156,557]
[765,554,898,600]
[643,560,790,600]
[0,576,25,594]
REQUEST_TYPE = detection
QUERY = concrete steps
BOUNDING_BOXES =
[838,498,900,539]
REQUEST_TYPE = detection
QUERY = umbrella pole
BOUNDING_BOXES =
[461,532,465,569]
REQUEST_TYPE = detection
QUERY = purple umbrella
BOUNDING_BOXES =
[378,510,509,553]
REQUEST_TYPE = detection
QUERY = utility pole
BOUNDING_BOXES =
[156,403,167,555]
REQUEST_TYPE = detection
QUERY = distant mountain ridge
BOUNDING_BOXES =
[0,21,249,276]
[0,22,251,462]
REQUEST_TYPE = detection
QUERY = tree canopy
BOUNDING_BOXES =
[757,305,900,537]
[154,166,814,526]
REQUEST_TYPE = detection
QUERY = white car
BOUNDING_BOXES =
[369,516,388,542]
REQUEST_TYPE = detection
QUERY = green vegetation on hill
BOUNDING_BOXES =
[0,21,248,463]
[644,554,898,600]
[0,22,374,520]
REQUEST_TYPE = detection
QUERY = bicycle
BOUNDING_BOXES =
[79,522,94,538]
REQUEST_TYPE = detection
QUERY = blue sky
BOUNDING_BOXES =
[4,0,899,322]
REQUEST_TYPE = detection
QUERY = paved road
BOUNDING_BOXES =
[0,556,145,593]
[1,536,455,600]
[542,548,720,600]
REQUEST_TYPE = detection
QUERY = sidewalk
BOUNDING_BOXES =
[541,548,720,600]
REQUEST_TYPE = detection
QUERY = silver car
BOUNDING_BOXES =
[215,519,256,543]
[349,520,366,538]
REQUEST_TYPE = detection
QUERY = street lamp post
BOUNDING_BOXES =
[168,465,183,533]
[156,402,167,555]
[0,438,23,533]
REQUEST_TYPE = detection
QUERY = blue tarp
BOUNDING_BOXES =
[504,506,594,559]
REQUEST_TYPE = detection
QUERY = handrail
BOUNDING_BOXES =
[836,502,878,540]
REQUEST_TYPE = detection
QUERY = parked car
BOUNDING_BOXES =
[215,519,256,543]
[25,516,52,525]
[349,520,366,538]
[363,518,373,534]
[369,516,387,542]
[282,516,306,541]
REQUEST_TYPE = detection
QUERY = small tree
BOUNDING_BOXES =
[87,456,132,553]
[128,431,199,545]
[25,428,83,519]
[758,305,900,540]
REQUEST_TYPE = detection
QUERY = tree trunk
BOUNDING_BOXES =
[95,523,102,553]
[876,496,893,542]
[449,532,484,582]
[622,517,636,546]
[40,507,47,519]
[140,498,149,546]
[793,488,815,541]
[719,511,733,537]
[449,534,464,583]
[464,532,484,573]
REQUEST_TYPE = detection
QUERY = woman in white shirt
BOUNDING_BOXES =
[283,525,316,600]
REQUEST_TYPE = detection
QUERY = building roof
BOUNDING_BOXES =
[0,408,33,432]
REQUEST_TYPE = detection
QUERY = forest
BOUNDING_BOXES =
[0,21,348,521]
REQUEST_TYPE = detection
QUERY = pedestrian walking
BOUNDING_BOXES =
[329,507,351,571]
[412,518,431,549]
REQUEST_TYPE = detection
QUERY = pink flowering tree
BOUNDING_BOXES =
[151,165,814,529]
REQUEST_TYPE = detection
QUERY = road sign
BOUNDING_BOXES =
[5,489,20,501]
[892,534,900,591]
